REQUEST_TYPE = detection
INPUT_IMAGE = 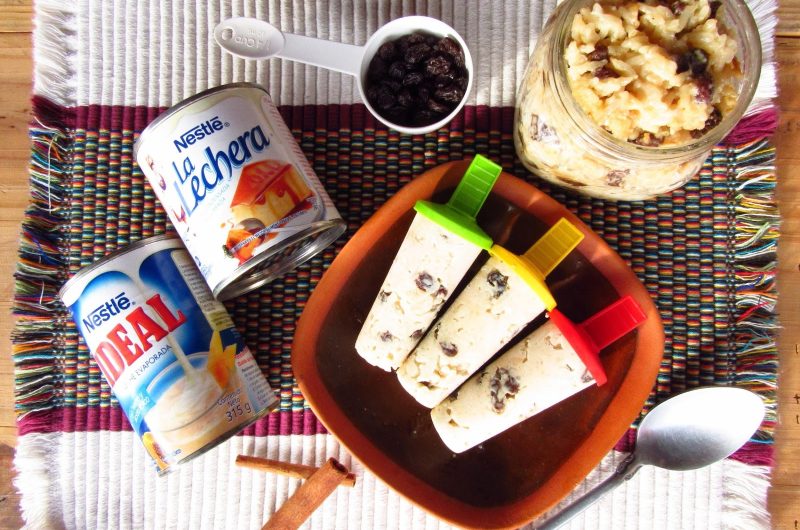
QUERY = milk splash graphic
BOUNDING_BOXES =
[59,235,277,473]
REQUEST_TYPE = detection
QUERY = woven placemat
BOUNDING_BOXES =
[12,1,778,528]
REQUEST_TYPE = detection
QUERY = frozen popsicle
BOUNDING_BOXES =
[355,156,502,371]
[397,218,584,408]
[430,296,647,453]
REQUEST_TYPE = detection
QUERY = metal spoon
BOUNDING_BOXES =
[536,386,765,529]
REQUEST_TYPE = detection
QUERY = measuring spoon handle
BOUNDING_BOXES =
[535,455,643,530]
[280,33,364,77]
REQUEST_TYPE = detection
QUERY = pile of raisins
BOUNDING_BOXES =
[365,32,469,128]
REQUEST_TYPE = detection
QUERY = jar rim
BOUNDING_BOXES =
[548,0,763,160]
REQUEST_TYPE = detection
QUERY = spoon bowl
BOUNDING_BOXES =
[636,386,766,471]
[537,386,765,529]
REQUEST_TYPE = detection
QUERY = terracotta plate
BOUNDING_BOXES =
[292,160,663,529]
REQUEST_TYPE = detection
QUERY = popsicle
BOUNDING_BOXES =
[430,296,647,453]
[355,156,502,371]
[397,218,584,408]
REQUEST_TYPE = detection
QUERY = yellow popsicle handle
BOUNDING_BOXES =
[522,218,584,277]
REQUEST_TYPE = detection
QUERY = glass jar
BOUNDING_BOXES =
[514,0,761,200]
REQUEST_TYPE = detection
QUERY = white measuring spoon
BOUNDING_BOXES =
[213,16,473,135]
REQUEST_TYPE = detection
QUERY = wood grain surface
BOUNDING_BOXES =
[0,2,797,528]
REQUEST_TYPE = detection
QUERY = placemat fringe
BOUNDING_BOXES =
[730,140,778,443]
[746,0,778,116]
[720,459,771,529]
[13,432,61,530]
[12,112,73,426]
[12,0,78,428]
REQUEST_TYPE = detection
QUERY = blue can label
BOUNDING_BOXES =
[60,236,277,473]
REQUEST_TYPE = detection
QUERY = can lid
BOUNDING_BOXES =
[549,296,647,386]
[487,218,583,311]
[414,155,502,249]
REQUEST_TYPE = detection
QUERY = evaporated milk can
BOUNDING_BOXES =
[59,235,278,474]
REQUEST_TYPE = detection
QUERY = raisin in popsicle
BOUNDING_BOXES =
[397,218,584,407]
[431,296,647,453]
[355,156,502,371]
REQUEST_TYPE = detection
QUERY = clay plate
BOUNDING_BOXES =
[292,160,663,528]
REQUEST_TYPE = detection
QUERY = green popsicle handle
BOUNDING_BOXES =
[446,155,502,219]
[413,155,502,249]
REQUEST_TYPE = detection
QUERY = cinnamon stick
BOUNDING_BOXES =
[235,455,356,487]
[261,458,350,530]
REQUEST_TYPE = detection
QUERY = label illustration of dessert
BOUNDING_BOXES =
[226,159,313,262]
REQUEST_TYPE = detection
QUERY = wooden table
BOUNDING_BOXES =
[1,2,798,528]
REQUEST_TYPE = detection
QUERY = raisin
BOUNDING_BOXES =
[435,285,448,298]
[417,86,431,103]
[407,33,426,45]
[632,132,663,147]
[489,367,521,413]
[440,341,458,357]
[606,169,629,187]
[587,44,609,62]
[695,74,713,104]
[594,65,619,79]
[529,114,558,143]
[403,71,424,86]
[434,86,464,104]
[384,79,402,92]
[397,89,415,108]
[367,57,387,81]
[374,86,396,110]
[405,43,431,64]
[415,272,434,291]
[433,72,456,88]
[380,331,394,342]
[425,55,452,76]
[486,269,509,298]
[427,98,450,114]
[691,107,723,139]
[529,114,542,141]
[410,329,424,340]
[677,48,709,76]
[388,61,406,80]
[378,41,397,61]
[378,290,391,302]
[669,0,686,15]
[396,35,411,54]
[435,37,464,67]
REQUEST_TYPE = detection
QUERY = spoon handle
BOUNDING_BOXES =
[279,34,364,77]
[535,455,642,530]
